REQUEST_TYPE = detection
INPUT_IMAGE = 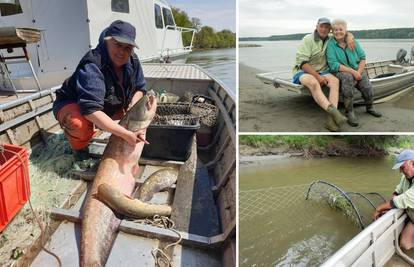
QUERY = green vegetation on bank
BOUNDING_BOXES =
[240,27,414,41]
[240,135,414,156]
[172,7,236,49]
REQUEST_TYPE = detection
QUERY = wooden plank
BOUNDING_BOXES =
[170,137,198,232]
[49,209,213,248]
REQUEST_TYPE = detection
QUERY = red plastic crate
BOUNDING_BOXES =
[0,144,30,232]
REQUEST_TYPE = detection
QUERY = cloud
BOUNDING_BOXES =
[240,0,414,37]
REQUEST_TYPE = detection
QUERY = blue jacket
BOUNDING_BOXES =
[53,28,146,118]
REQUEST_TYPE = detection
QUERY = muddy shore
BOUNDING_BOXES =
[239,63,414,132]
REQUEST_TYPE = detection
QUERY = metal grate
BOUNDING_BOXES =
[142,64,211,80]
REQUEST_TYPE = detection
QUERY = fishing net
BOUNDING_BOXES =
[153,102,218,127]
[306,180,387,229]
[240,184,347,266]
[0,133,80,264]
[239,181,387,266]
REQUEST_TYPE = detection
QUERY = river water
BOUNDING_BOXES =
[239,156,400,266]
[187,48,236,94]
[240,39,414,78]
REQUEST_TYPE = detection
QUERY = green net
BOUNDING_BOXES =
[0,133,80,265]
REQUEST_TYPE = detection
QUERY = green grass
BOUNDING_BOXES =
[240,135,414,152]
[239,135,280,148]
[240,135,331,150]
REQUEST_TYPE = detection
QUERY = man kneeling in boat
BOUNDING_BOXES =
[52,20,147,160]
[292,17,349,132]
[374,150,414,250]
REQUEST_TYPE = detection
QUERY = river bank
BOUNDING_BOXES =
[239,62,414,132]
[239,135,413,162]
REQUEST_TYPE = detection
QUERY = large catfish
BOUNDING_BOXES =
[80,95,157,267]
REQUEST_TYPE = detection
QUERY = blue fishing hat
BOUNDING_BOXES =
[392,150,414,169]
[105,20,138,48]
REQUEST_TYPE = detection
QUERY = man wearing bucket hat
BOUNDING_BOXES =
[53,20,150,160]
[374,150,414,250]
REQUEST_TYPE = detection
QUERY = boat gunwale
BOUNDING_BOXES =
[321,208,405,267]
[256,61,414,93]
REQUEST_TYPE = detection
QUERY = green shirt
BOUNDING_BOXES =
[326,38,366,73]
[393,175,414,209]
[292,31,329,75]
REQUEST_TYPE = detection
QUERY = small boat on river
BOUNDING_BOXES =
[256,60,414,104]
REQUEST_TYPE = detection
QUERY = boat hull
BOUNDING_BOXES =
[256,61,414,104]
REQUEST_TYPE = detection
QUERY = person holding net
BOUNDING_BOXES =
[374,150,414,250]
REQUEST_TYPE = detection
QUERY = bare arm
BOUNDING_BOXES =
[374,201,393,220]
[85,111,140,145]
[346,32,355,50]
[357,60,366,75]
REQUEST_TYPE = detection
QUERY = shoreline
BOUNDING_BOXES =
[239,62,414,132]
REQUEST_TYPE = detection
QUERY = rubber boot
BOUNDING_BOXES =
[326,104,347,126]
[73,148,89,161]
[343,98,359,127]
[325,114,340,132]
[366,104,382,117]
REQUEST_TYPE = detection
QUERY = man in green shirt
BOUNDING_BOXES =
[292,17,347,132]
[375,150,414,250]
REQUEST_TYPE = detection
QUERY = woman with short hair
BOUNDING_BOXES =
[326,19,381,127]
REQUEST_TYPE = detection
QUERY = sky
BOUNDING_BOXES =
[168,0,236,32]
[239,0,414,37]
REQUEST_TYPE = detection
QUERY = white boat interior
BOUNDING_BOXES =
[322,209,414,267]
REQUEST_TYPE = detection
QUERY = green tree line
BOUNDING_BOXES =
[172,7,236,49]
[239,135,414,152]
[240,28,414,41]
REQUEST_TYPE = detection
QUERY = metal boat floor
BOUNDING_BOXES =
[142,63,211,80]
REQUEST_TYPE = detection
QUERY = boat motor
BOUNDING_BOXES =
[410,45,414,64]
[0,0,22,16]
[396,48,407,64]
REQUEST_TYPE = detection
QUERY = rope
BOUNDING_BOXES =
[0,145,62,267]
[133,215,182,267]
